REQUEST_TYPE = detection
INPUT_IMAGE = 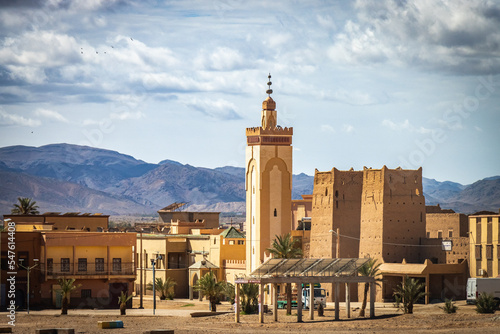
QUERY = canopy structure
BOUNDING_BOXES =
[234,258,377,323]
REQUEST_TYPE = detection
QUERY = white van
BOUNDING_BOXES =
[466,278,500,304]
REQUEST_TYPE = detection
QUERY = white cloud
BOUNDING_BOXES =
[328,0,500,74]
[321,124,335,133]
[382,119,432,134]
[195,47,246,71]
[35,108,69,123]
[185,97,241,120]
[0,109,41,127]
[110,111,145,121]
[342,124,354,133]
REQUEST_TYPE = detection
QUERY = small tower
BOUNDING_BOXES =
[245,74,293,273]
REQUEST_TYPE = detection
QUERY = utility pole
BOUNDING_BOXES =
[336,227,340,258]
[18,258,39,314]
[139,230,143,309]
[328,228,340,258]
[150,253,162,315]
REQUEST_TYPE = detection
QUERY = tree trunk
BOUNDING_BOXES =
[61,296,68,315]
[210,299,217,312]
[359,282,369,317]
[408,301,413,314]
[286,283,292,315]
[120,303,126,315]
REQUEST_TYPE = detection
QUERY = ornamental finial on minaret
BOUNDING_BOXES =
[266,73,273,96]
[262,73,276,111]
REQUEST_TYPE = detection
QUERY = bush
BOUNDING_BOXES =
[476,293,498,314]
[440,299,458,314]
[393,276,426,314]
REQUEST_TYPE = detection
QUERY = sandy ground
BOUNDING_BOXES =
[2,298,499,334]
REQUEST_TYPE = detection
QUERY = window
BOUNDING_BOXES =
[112,258,121,272]
[426,232,430,238]
[274,208,277,217]
[214,238,216,245]
[78,258,87,272]
[437,231,443,239]
[448,230,453,238]
[47,258,53,275]
[238,240,244,245]
[95,258,104,272]
[229,240,235,245]
[168,252,184,269]
[61,258,70,272]
[81,289,92,299]
[475,245,482,260]
[486,245,493,260]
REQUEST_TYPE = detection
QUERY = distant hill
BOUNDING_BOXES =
[0,144,498,215]
[0,170,154,215]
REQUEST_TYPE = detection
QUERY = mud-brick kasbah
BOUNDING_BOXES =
[1,76,499,310]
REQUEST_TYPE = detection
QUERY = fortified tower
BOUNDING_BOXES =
[245,74,293,273]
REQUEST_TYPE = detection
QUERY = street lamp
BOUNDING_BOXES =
[328,228,340,258]
[18,258,39,314]
[150,253,162,315]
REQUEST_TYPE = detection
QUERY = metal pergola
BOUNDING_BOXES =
[234,258,376,323]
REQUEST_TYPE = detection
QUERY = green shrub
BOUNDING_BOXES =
[440,299,458,314]
[476,293,498,314]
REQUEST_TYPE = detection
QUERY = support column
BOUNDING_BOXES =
[235,283,240,323]
[309,283,314,320]
[297,283,303,322]
[334,282,340,320]
[259,283,264,323]
[273,283,278,322]
[345,283,350,318]
[425,274,430,305]
[369,281,376,318]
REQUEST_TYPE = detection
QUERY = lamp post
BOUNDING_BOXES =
[18,258,39,314]
[139,230,143,309]
[328,228,340,258]
[150,253,162,315]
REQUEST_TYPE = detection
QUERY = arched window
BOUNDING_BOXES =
[274,208,277,217]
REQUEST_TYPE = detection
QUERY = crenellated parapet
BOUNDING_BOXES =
[246,126,293,136]
[246,126,293,146]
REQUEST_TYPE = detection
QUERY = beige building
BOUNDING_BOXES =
[426,204,468,239]
[136,226,246,299]
[469,211,500,278]
[4,212,109,232]
[245,76,293,273]
[421,204,469,265]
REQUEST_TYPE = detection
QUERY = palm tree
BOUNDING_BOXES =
[147,277,177,300]
[221,281,236,305]
[58,278,80,315]
[118,291,133,315]
[11,197,40,215]
[266,233,303,315]
[358,259,382,317]
[267,233,303,259]
[194,271,225,312]
[393,276,426,314]
[240,283,259,314]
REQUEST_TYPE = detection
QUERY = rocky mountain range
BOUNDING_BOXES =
[0,144,498,216]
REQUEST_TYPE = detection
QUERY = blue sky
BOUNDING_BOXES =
[0,0,499,185]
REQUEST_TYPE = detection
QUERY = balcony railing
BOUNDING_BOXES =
[40,262,135,277]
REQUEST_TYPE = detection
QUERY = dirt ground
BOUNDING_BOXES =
[3,299,500,333]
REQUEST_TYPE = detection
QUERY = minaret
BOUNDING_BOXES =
[245,74,293,273]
